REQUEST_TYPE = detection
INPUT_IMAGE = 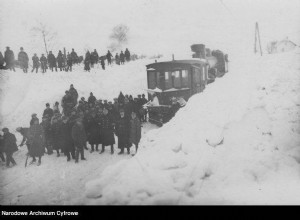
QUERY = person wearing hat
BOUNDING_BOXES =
[2,128,18,167]
[47,51,57,72]
[18,47,29,73]
[99,107,115,154]
[62,91,74,116]
[27,119,44,166]
[40,53,47,73]
[61,116,75,161]
[71,117,87,163]
[43,103,54,119]
[4,46,16,71]
[115,108,130,154]
[30,113,39,127]
[88,92,96,106]
[69,84,79,106]
[118,92,125,105]
[53,101,60,114]
[31,53,40,73]
[57,50,64,71]
[86,111,101,153]
[129,111,142,154]
[40,116,53,155]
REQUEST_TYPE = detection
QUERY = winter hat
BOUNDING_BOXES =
[2,128,9,132]
[31,113,37,117]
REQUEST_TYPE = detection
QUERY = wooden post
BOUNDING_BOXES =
[254,22,263,56]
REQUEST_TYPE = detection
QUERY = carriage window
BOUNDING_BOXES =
[165,72,172,89]
[156,72,161,87]
[193,68,201,84]
[202,66,206,81]
[172,70,181,88]
[181,70,189,87]
[148,71,156,89]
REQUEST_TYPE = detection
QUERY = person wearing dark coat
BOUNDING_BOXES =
[30,113,39,126]
[118,92,125,105]
[86,112,101,152]
[40,54,47,73]
[4,47,15,71]
[99,108,115,154]
[72,118,87,163]
[43,103,54,119]
[115,53,120,65]
[66,52,72,72]
[84,51,91,71]
[31,53,39,73]
[47,51,57,72]
[88,92,96,106]
[57,51,64,71]
[51,117,64,157]
[125,48,130,62]
[106,50,113,65]
[115,109,130,154]
[40,117,53,155]
[62,91,74,115]
[0,52,5,69]
[0,134,5,162]
[70,49,78,65]
[18,47,29,73]
[27,119,45,165]
[69,84,79,105]
[2,128,18,167]
[120,51,125,65]
[61,116,75,161]
[91,49,99,67]
[129,112,142,153]
[100,57,105,70]
[16,127,30,153]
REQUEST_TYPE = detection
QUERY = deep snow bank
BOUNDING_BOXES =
[82,49,300,205]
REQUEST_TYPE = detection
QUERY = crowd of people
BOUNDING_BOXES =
[0,84,150,168]
[0,46,131,73]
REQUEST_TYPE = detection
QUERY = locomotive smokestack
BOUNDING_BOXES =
[172,54,175,61]
[191,44,206,59]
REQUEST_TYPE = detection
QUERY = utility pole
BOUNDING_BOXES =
[254,22,263,56]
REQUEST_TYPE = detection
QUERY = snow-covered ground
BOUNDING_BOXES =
[76,48,300,205]
[0,59,159,205]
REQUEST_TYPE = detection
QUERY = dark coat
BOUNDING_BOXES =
[0,134,4,153]
[86,115,101,145]
[120,52,125,62]
[43,108,54,119]
[61,121,74,152]
[3,132,18,154]
[57,52,64,67]
[28,124,45,157]
[40,56,47,68]
[106,51,112,61]
[125,49,130,61]
[18,51,29,68]
[115,116,130,149]
[72,122,87,148]
[51,121,64,151]
[32,56,39,68]
[70,51,78,63]
[19,127,30,146]
[30,118,40,126]
[47,53,57,67]
[40,120,52,142]
[88,95,96,105]
[99,114,115,146]
[129,117,141,145]
[4,49,15,66]
[69,88,78,103]
[0,52,4,66]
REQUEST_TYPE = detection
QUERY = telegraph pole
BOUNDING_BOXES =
[254,22,263,56]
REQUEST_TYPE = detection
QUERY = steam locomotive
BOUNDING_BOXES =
[145,44,228,126]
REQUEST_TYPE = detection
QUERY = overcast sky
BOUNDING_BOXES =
[0,0,299,57]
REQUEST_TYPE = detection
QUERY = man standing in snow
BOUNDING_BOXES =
[40,54,47,73]
[30,113,39,126]
[115,53,120,65]
[31,53,40,73]
[69,84,79,105]
[4,47,15,71]
[2,128,18,167]
[84,51,91,72]
[120,51,125,65]
[47,51,57,72]
[27,119,44,166]
[99,108,115,154]
[43,103,54,119]
[18,47,29,73]
[61,116,75,161]
[57,50,64,71]
[88,92,96,106]
[72,118,87,163]
[115,109,130,154]
[100,57,105,70]
[129,111,141,154]
[106,50,113,66]
[70,48,78,65]
[125,48,130,62]
[66,52,72,72]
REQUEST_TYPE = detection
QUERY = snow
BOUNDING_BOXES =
[80,48,300,205]
[0,60,159,205]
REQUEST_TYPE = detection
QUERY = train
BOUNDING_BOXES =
[145,44,228,126]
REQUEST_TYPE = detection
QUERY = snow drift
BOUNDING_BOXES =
[81,48,300,205]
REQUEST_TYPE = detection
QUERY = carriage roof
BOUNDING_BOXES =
[146,59,207,71]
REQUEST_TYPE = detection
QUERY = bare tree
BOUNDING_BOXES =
[31,21,58,56]
[108,24,129,52]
